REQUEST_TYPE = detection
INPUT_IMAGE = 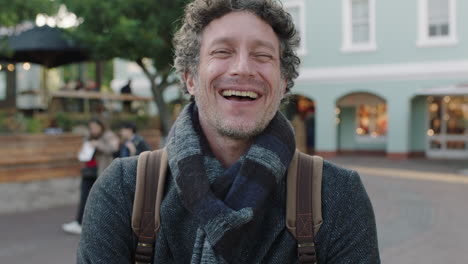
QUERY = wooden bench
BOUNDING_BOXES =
[0,133,83,183]
[0,130,161,183]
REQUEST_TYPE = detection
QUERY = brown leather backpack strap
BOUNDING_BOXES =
[132,148,168,264]
[296,151,323,264]
[286,151,323,239]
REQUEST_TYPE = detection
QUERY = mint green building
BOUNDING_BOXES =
[282,0,468,159]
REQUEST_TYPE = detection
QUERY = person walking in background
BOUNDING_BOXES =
[62,118,119,235]
[118,122,151,157]
[120,79,132,94]
[120,79,133,112]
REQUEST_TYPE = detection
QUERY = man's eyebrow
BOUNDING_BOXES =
[251,39,276,52]
[209,37,235,47]
[208,37,277,52]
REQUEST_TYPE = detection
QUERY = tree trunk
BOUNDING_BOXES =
[78,63,85,83]
[149,80,172,137]
[135,59,173,138]
[95,60,103,91]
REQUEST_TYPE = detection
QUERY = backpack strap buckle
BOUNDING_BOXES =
[295,151,322,264]
[298,242,317,264]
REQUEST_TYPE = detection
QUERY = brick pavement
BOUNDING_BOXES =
[0,205,79,264]
[329,155,468,175]
[329,155,468,185]
[329,155,468,264]
[0,177,80,214]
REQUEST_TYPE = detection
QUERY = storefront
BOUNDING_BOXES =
[421,85,468,159]
[336,92,387,153]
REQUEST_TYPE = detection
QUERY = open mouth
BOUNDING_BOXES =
[221,90,259,101]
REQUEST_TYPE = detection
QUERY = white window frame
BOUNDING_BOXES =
[341,0,377,53]
[283,0,307,56]
[417,0,458,47]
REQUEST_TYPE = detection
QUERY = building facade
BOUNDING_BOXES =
[282,0,468,159]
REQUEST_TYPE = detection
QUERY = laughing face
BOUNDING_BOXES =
[186,11,286,140]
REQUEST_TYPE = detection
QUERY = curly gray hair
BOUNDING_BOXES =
[173,0,301,94]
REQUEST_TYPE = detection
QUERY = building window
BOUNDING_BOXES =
[428,0,450,37]
[283,0,307,55]
[356,104,387,140]
[417,0,457,47]
[352,0,370,43]
[428,96,468,152]
[342,0,376,53]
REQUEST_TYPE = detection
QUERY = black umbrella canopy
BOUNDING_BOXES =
[0,25,89,68]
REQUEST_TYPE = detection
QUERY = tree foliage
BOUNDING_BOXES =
[0,0,58,27]
[61,0,189,136]
[0,0,59,57]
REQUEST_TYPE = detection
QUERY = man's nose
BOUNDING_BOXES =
[229,52,255,77]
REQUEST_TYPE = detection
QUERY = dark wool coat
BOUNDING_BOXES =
[77,157,380,263]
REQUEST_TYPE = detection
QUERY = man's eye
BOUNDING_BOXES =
[255,54,273,61]
[212,50,231,55]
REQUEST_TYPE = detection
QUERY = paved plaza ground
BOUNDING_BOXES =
[1,155,468,263]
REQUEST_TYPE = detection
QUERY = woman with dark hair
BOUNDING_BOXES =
[62,118,119,235]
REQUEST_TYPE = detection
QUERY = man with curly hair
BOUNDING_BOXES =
[78,0,380,263]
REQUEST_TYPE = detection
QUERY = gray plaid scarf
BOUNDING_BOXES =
[165,102,296,263]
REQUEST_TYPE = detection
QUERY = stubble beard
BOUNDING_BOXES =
[215,116,267,140]
[193,77,283,141]
[195,94,281,141]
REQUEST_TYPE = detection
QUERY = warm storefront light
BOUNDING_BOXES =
[23,63,31,71]
[0,65,2,71]
[427,129,434,136]
[463,104,468,119]
[356,104,387,137]
[443,96,451,103]
[7,64,15,71]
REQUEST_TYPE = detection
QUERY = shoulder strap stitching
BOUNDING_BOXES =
[132,148,167,264]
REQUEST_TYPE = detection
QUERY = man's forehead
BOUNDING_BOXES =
[201,12,279,50]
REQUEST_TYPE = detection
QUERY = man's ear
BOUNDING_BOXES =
[184,71,196,95]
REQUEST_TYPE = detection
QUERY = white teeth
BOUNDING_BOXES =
[222,90,258,99]
[247,91,258,99]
